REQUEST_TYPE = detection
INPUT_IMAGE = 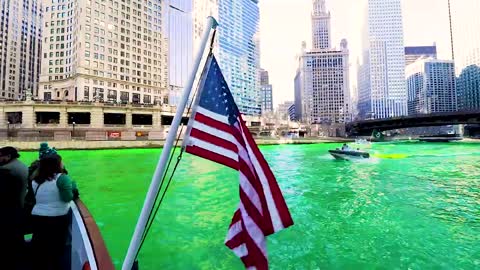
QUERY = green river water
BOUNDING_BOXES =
[20,142,480,269]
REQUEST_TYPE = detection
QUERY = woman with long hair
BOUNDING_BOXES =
[31,153,78,270]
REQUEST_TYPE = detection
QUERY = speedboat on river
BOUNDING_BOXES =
[329,149,370,160]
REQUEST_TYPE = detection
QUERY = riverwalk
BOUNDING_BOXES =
[0,137,353,150]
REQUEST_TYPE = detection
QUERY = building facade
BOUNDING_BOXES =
[406,58,457,115]
[457,65,480,110]
[357,0,407,120]
[39,0,169,104]
[451,0,480,111]
[405,45,437,66]
[288,103,295,121]
[0,0,43,100]
[295,0,350,124]
[218,0,261,115]
[277,101,294,121]
[260,69,273,113]
[192,0,218,56]
[166,0,193,105]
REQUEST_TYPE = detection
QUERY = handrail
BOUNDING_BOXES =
[75,199,115,270]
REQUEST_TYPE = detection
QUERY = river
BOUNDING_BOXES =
[20,142,480,269]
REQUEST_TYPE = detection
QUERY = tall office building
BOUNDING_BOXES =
[311,0,330,50]
[192,0,218,56]
[260,69,273,113]
[39,0,169,104]
[405,45,437,66]
[218,0,261,115]
[451,0,480,111]
[0,0,42,99]
[295,0,350,124]
[406,58,457,115]
[165,0,193,105]
[357,0,407,119]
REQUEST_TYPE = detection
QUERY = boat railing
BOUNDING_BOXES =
[71,199,114,270]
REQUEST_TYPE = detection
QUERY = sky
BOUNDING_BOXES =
[259,0,452,107]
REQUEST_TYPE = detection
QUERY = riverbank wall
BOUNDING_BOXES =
[0,137,353,150]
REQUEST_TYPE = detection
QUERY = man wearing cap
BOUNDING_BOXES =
[0,146,29,208]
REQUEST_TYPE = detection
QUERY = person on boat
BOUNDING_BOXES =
[31,153,78,270]
[0,168,26,269]
[28,142,65,181]
[341,143,351,151]
[0,146,29,208]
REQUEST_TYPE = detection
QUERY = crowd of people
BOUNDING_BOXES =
[0,143,79,270]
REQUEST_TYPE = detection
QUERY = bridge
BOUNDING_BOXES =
[346,111,480,136]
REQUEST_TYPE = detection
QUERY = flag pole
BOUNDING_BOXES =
[122,16,218,270]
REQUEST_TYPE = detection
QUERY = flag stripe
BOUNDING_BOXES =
[191,120,237,144]
[196,106,229,124]
[194,112,233,136]
[239,188,266,233]
[240,219,268,270]
[185,145,238,170]
[195,112,246,148]
[239,171,262,214]
[189,128,238,153]
[186,137,237,162]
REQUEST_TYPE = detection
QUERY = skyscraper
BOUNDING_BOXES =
[218,0,261,116]
[260,69,273,113]
[451,0,480,111]
[192,0,218,56]
[311,0,331,50]
[166,0,193,105]
[406,58,457,115]
[357,0,407,119]
[0,0,42,99]
[405,45,437,66]
[295,0,350,124]
[39,0,169,104]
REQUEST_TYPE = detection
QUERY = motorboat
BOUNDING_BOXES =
[329,149,370,160]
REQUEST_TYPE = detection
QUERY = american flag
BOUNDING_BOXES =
[183,54,294,270]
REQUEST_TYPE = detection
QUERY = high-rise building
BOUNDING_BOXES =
[39,0,169,104]
[218,0,261,115]
[277,101,294,120]
[405,45,437,66]
[311,0,331,50]
[166,0,193,105]
[260,69,273,113]
[457,65,480,110]
[357,0,407,119]
[451,0,480,111]
[406,58,457,115]
[0,0,42,100]
[294,0,350,124]
[192,0,218,56]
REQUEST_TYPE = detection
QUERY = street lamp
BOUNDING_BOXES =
[72,122,76,139]
[7,120,10,140]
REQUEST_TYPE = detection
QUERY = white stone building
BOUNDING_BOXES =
[295,0,350,124]
[39,0,169,104]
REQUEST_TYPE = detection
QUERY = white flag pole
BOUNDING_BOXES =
[122,16,218,270]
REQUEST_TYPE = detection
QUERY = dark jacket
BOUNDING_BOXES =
[0,159,28,208]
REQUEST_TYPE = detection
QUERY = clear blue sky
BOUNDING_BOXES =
[259,0,452,107]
